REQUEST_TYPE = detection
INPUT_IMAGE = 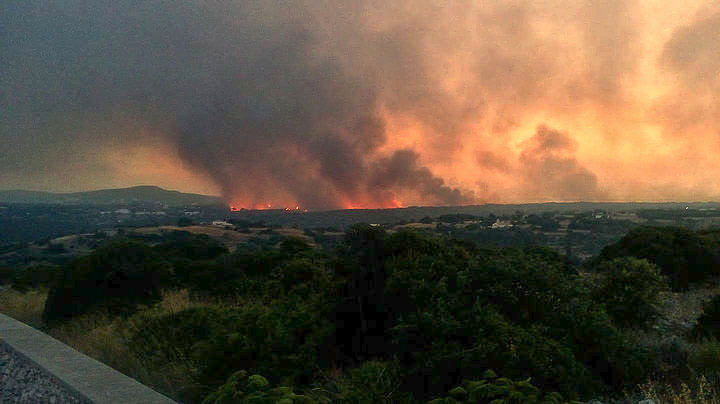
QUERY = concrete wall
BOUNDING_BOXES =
[0,313,176,404]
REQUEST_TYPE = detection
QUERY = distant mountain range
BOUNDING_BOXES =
[0,186,223,206]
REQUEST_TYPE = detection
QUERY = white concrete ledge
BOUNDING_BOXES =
[0,313,177,404]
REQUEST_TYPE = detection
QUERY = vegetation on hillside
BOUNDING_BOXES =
[2,225,720,403]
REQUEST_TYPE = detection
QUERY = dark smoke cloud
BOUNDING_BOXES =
[0,0,474,208]
[518,125,600,201]
[369,150,475,206]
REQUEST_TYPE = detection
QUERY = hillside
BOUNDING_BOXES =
[0,186,222,206]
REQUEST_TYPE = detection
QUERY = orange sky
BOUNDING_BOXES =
[2,0,719,208]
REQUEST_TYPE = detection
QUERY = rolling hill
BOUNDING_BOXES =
[0,186,223,206]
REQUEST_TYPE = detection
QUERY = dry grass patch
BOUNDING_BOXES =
[47,311,200,400]
[637,375,720,404]
[43,289,222,402]
[0,288,47,328]
[661,280,720,332]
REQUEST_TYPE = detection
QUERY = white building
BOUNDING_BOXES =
[491,219,513,229]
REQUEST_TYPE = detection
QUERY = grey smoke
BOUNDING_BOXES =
[518,125,600,201]
[1,0,476,208]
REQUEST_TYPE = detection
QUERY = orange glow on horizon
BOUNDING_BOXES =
[339,197,405,210]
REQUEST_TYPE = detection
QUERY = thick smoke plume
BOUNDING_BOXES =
[2,1,720,206]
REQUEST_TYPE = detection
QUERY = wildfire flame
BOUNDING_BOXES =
[229,202,308,211]
[341,198,404,210]
[229,198,404,211]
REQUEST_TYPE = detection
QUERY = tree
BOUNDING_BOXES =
[177,217,193,227]
[43,240,172,324]
[596,226,718,290]
[590,257,668,329]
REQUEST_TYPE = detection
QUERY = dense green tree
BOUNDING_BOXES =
[43,240,172,324]
[596,226,718,290]
[590,257,668,329]
[158,231,228,262]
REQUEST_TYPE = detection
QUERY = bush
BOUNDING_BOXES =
[46,242,67,254]
[10,264,60,292]
[688,340,720,376]
[190,300,334,389]
[596,227,718,290]
[157,231,227,262]
[644,337,691,386]
[688,339,720,376]
[591,257,668,329]
[128,306,241,369]
[43,240,172,324]
[203,370,314,404]
[691,295,720,340]
[129,299,334,395]
[181,237,329,300]
[0,267,15,285]
[339,361,413,404]
[427,369,582,404]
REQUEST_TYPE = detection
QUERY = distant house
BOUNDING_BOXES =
[491,219,513,229]
[212,220,233,227]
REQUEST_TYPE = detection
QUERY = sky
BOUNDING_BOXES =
[1,0,719,209]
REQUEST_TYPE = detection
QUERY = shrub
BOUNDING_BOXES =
[0,267,14,285]
[644,337,691,386]
[46,242,67,254]
[306,361,413,404]
[129,301,333,395]
[596,227,718,290]
[390,298,599,399]
[691,295,720,340]
[177,217,193,227]
[11,264,60,292]
[157,231,227,262]
[591,257,668,329]
[0,288,47,328]
[339,361,413,404]
[128,306,242,370]
[688,339,720,376]
[190,301,333,389]
[180,260,246,299]
[43,240,172,324]
[203,370,315,404]
[427,369,582,404]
